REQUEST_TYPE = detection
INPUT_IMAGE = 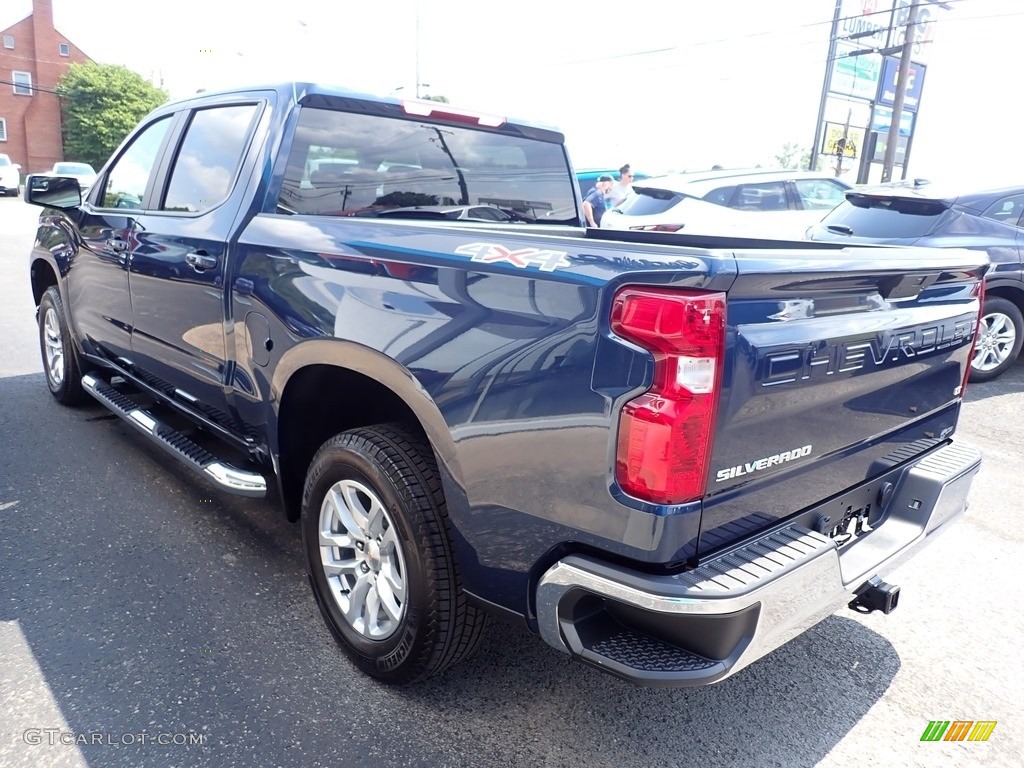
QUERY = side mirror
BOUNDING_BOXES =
[25,175,82,210]
[13,163,21,170]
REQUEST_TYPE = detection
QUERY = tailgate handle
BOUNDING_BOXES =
[880,273,938,301]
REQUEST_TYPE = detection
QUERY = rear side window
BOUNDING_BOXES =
[162,104,259,213]
[277,107,577,224]
[794,179,848,211]
[820,196,949,239]
[980,194,1024,227]
[733,181,790,211]
[616,186,682,216]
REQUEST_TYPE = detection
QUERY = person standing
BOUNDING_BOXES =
[607,164,634,208]
[583,174,614,228]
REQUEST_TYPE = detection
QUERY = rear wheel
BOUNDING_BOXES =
[300,423,488,684]
[970,296,1023,383]
[38,286,89,405]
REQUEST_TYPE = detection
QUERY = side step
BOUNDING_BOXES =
[82,374,268,498]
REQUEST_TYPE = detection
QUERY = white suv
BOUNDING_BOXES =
[601,168,853,240]
[0,153,22,197]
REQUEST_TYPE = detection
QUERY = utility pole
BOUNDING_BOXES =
[810,0,844,172]
[881,0,920,182]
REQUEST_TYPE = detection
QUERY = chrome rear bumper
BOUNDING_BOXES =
[535,441,981,686]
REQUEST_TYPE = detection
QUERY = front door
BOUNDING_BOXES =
[65,115,175,366]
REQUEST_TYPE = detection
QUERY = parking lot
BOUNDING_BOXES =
[1,195,1021,767]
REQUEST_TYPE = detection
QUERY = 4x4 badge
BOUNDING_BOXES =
[454,242,571,272]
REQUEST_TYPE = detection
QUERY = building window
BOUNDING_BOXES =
[59,42,70,56]
[2,35,13,49]
[0,118,7,142]
[12,71,32,96]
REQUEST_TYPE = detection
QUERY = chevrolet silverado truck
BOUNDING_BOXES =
[25,82,987,687]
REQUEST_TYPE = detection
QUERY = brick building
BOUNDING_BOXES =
[0,0,91,172]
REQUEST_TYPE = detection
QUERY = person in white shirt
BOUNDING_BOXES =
[607,164,634,208]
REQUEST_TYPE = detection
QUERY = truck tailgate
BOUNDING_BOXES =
[698,246,987,555]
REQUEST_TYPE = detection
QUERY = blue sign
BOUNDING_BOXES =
[877,57,926,112]
[871,106,915,137]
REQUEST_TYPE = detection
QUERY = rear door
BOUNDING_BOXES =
[698,246,986,554]
[127,97,265,428]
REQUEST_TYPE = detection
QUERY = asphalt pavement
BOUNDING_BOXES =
[1,196,1021,767]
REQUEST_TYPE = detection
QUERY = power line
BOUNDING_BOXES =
[559,0,977,66]
[0,78,61,95]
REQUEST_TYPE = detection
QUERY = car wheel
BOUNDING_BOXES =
[301,423,488,684]
[38,286,89,405]
[970,296,1024,383]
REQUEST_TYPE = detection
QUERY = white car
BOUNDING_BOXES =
[50,162,98,193]
[601,168,853,240]
[0,153,21,197]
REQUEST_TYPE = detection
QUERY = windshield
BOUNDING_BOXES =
[0,156,11,168]
[54,163,95,174]
[816,196,951,240]
[277,107,579,224]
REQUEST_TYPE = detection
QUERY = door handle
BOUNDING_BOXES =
[107,237,128,253]
[185,251,219,271]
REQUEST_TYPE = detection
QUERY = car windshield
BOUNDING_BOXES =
[0,157,11,167]
[54,163,95,175]
[817,195,951,239]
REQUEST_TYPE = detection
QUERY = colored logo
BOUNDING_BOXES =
[920,721,997,742]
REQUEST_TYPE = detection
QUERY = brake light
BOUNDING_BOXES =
[611,287,727,505]
[401,100,505,127]
[960,276,987,398]
[630,224,684,232]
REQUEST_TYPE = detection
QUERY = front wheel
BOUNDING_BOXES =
[300,424,488,684]
[970,296,1023,383]
[37,286,89,405]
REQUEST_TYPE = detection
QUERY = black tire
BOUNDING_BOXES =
[969,296,1024,383]
[300,423,488,684]
[38,286,89,405]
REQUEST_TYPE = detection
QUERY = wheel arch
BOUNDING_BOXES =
[30,256,60,307]
[269,340,465,524]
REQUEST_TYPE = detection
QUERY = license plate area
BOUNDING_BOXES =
[811,481,889,549]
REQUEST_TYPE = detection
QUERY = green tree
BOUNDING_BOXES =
[422,94,449,103]
[774,142,811,170]
[55,62,169,170]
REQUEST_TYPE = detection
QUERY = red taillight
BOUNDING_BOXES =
[630,224,684,232]
[960,276,987,397]
[611,287,727,505]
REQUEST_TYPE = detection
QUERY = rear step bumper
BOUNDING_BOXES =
[536,441,981,687]
[81,374,268,498]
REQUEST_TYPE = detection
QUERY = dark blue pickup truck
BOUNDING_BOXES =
[25,82,987,687]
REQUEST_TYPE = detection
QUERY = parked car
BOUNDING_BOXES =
[373,204,526,222]
[49,162,98,193]
[0,153,21,196]
[807,179,1024,382]
[602,168,853,239]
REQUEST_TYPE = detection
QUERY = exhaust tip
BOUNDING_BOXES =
[849,575,900,615]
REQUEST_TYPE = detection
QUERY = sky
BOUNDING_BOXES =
[3,0,1021,189]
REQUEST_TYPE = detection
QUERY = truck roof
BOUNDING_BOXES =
[161,82,565,140]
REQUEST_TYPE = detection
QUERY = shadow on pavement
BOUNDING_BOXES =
[1,372,900,768]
